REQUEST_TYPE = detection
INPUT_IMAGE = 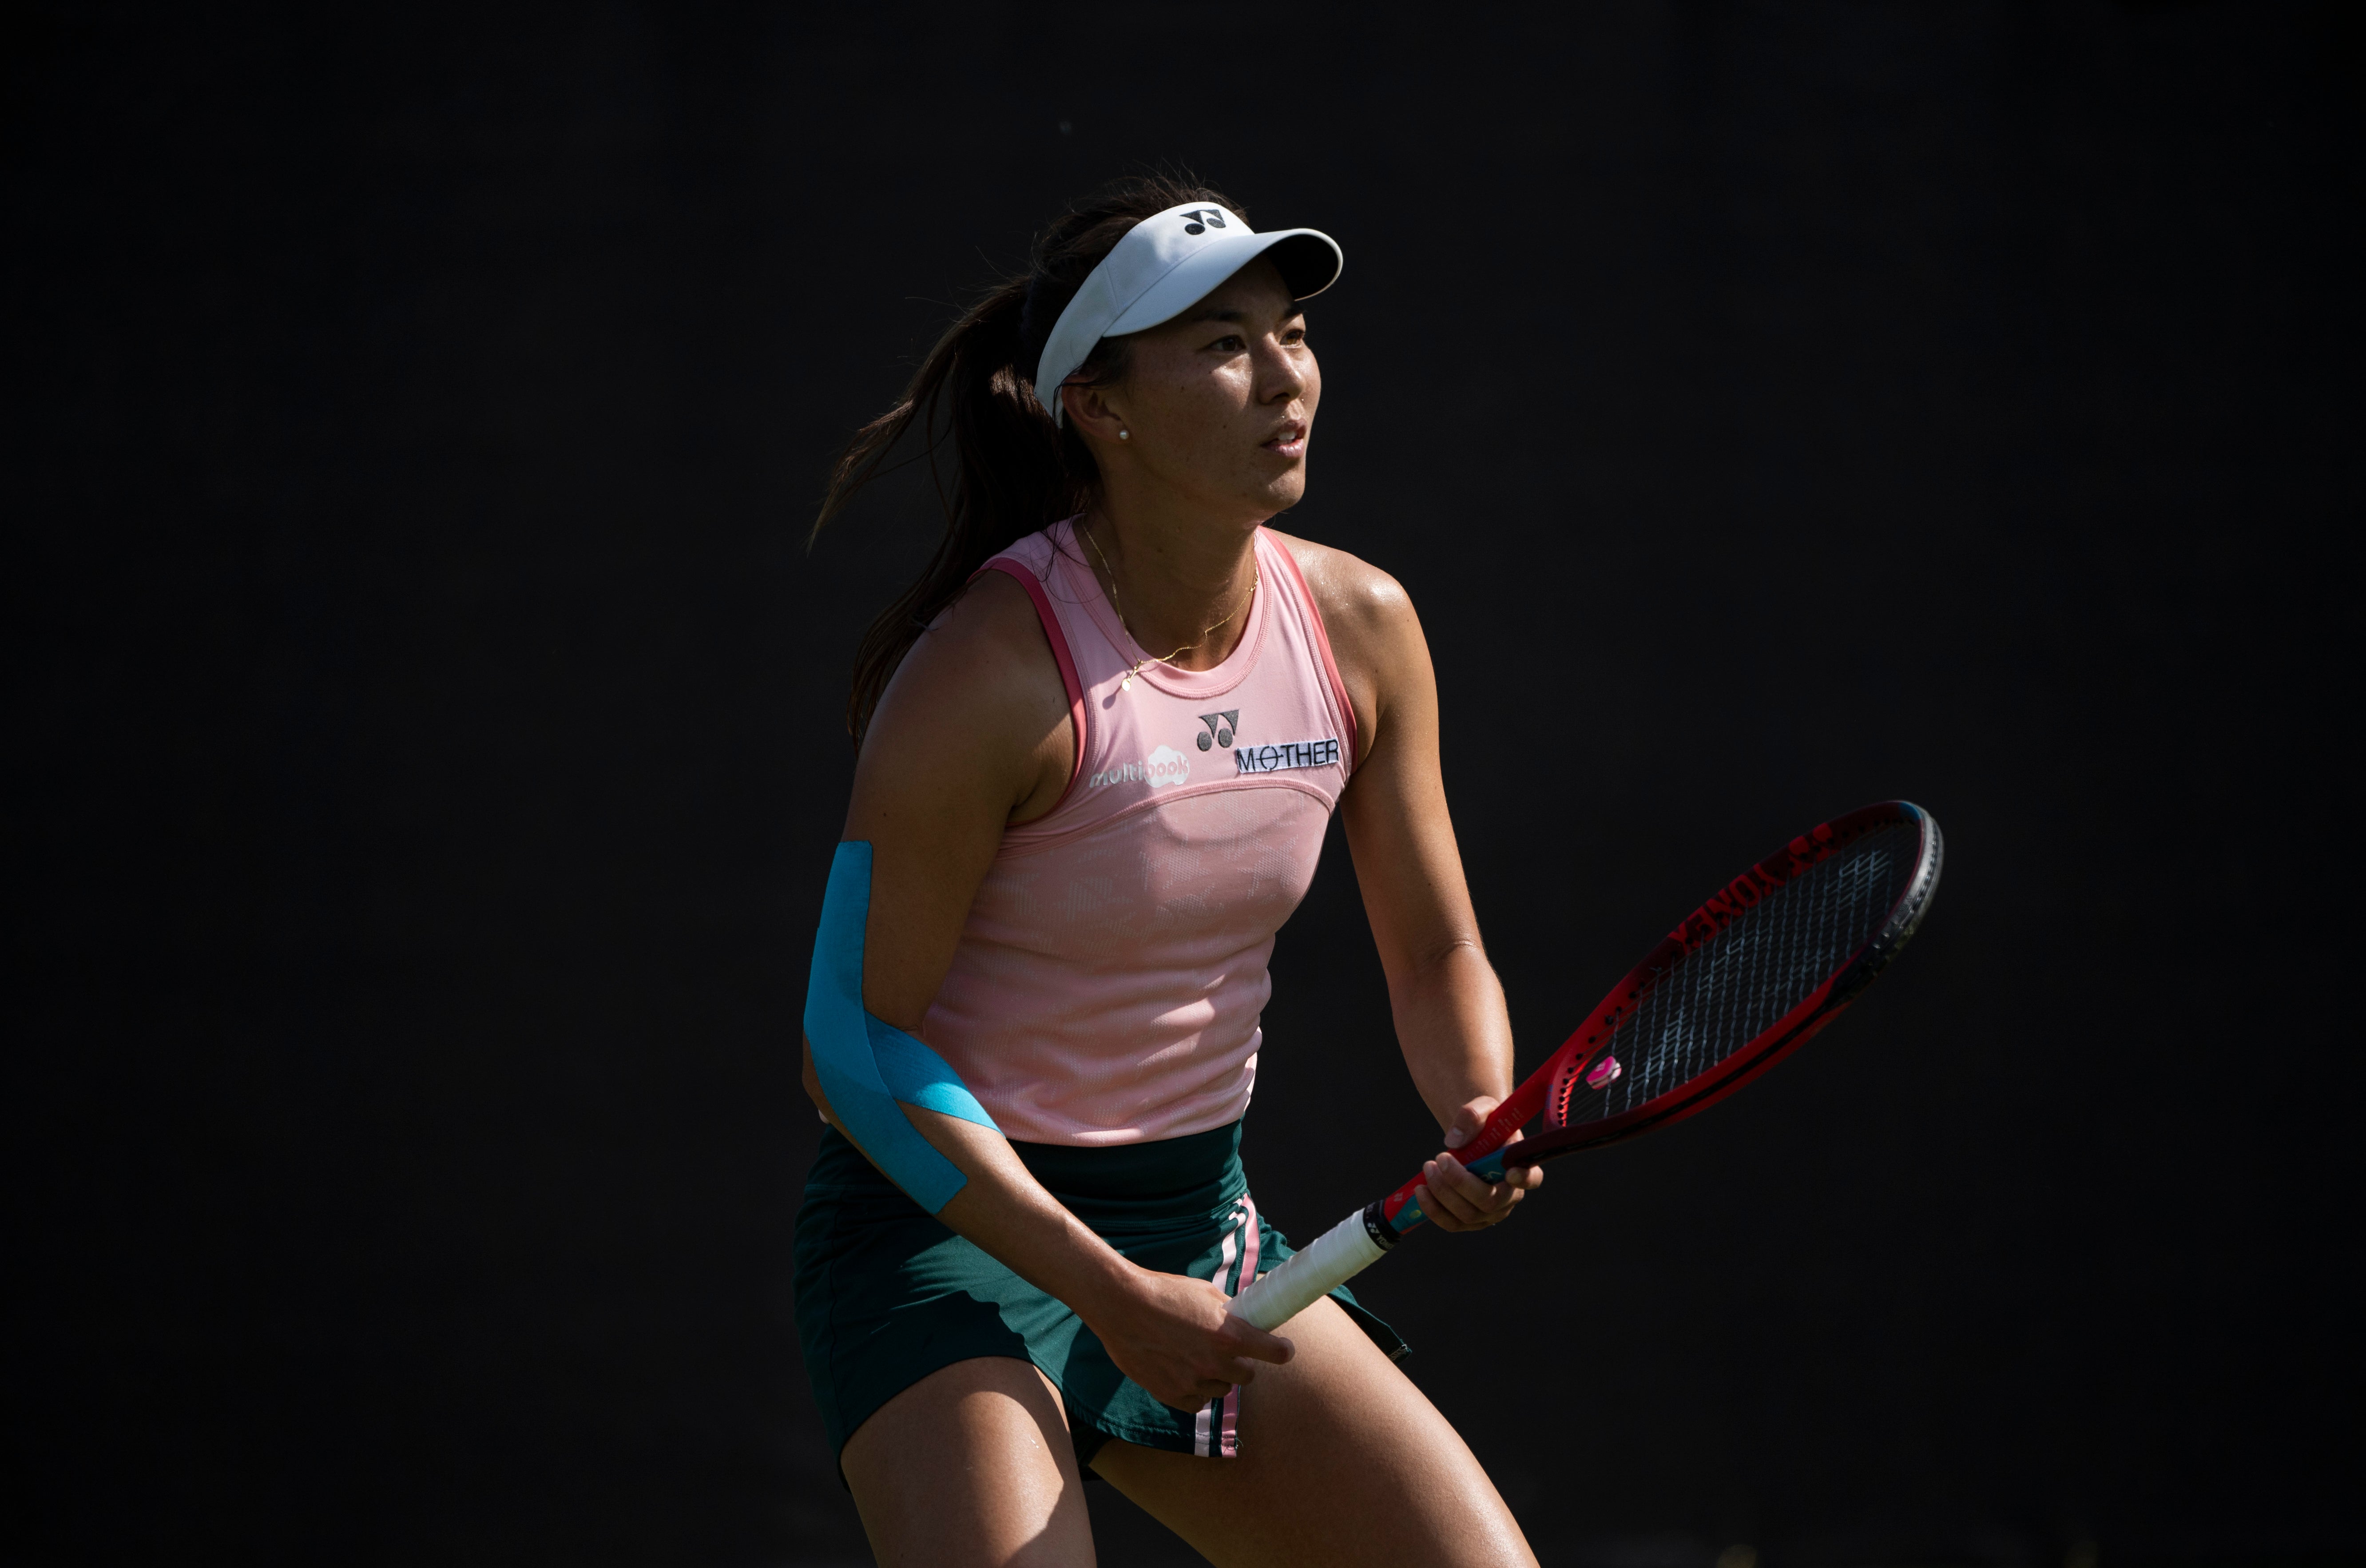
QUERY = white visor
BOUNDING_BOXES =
[1033,202,1342,425]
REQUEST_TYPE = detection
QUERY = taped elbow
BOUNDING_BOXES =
[803,841,1000,1213]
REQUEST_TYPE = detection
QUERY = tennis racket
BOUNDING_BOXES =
[1228,799,1944,1332]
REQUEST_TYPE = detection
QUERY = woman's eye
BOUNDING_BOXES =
[1210,334,1245,352]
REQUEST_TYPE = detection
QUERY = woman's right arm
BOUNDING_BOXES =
[800,570,1292,1410]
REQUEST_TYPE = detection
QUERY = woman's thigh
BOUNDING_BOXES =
[839,1355,1096,1568]
[1091,1297,1537,1568]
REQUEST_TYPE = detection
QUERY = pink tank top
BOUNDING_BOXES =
[921,519,1359,1146]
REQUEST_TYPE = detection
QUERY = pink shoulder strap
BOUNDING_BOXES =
[1262,536,1360,773]
[971,557,1088,809]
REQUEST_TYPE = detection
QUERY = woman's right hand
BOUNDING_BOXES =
[1088,1263,1296,1411]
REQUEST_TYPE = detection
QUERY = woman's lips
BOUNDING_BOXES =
[1262,425,1307,457]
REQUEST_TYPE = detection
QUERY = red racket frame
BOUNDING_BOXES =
[1377,800,1943,1227]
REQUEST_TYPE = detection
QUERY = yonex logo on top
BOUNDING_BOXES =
[1234,738,1341,775]
[1197,711,1239,751]
[1179,209,1228,235]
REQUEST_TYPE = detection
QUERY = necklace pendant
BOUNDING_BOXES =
[1120,671,1134,692]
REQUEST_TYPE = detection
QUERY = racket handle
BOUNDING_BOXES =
[1457,1090,1540,1165]
[1226,1203,1398,1331]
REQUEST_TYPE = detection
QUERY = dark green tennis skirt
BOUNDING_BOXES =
[793,1120,1405,1469]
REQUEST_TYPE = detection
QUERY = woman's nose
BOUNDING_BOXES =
[1257,336,1306,400]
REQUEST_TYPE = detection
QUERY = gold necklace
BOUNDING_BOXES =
[1080,518,1259,692]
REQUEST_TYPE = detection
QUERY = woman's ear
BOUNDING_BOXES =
[1061,381,1130,448]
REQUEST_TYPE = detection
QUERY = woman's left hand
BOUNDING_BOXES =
[1413,1095,1544,1232]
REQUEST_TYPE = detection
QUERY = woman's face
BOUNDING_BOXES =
[1065,257,1320,524]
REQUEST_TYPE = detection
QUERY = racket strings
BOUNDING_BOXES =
[1570,825,1918,1126]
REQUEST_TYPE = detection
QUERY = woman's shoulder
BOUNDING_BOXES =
[879,568,1067,726]
[1264,528,1420,655]
[1262,529,1431,759]
[858,566,1075,810]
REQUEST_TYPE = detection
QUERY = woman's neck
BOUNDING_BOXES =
[1076,497,1263,675]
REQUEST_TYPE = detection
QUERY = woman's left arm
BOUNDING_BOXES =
[1286,535,1541,1233]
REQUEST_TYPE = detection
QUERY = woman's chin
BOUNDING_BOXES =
[1255,467,1308,513]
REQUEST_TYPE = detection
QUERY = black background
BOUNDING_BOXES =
[6,3,2360,1564]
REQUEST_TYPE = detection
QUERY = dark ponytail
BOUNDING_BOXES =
[814,173,1243,742]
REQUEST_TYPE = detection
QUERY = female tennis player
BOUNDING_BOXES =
[795,176,1540,1568]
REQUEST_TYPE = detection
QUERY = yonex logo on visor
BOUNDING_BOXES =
[1032,200,1343,425]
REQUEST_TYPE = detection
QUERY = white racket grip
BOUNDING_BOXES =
[1227,1206,1389,1332]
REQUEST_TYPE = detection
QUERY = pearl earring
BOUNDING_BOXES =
[1118,428,1130,441]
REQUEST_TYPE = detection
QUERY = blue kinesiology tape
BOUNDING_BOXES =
[804,840,1000,1213]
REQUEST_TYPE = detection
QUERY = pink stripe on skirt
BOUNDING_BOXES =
[1218,1197,1259,1457]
